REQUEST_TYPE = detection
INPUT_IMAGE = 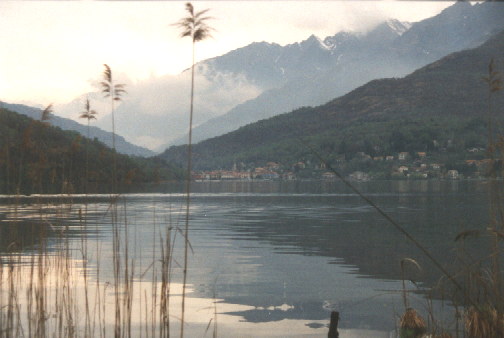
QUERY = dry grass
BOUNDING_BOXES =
[0,196,180,338]
[465,306,504,338]
[399,307,427,338]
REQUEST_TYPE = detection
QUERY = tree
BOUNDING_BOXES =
[174,3,213,336]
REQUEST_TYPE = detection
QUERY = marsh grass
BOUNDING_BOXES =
[399,308,426,338]
[0,131,185,337]
[0,194,190,338]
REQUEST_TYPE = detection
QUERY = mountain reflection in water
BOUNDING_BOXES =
[0,180,490,335]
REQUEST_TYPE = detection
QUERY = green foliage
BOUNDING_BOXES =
[160,113,493,173]
[0,108,183,194]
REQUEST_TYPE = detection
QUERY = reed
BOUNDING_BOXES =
[0,109,181,337]
[0,197,185,337]
[79,98,98,195]
[173,3,214,336]
[399,308,426,338]
[100,64,126,194]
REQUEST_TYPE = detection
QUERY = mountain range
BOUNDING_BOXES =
[47,2,504,153]
[159,27,504,171]
[171,1,504,149]
[8,2,504,156]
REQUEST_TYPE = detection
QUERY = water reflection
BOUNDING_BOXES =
[0,197,105,256]
[0,180,493,335]
[0,220,51,252]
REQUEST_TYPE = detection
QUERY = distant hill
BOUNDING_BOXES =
[159,29,504,172]
[0,108,182,194]
[0,102,155,157]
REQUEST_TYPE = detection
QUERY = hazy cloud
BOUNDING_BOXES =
[81,68,263,150]
[1,1,451,151]
[0,1,451,106]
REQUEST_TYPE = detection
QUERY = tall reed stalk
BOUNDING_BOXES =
[174,3,213,336]
[100,64,126,193]
[79,98,97,195]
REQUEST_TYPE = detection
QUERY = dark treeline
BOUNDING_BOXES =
[0,107,183,194]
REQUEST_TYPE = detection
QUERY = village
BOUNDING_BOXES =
[192,148,493,181]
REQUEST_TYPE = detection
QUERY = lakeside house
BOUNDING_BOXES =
[398,152,409,161]
[349,171,370,181]
[283,172,296,180]
[322,172,336,180]
[467,147,485,153]
[398,166,409,174]
[266,162,281,170]
[191,151,494,181]
[447,170,459,179]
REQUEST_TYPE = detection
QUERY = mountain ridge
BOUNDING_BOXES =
[0,102,155,157]
[159,28,504,172]
[49,2,504,152]
[167,2,504,148]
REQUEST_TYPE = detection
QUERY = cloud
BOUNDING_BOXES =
[88,67,262,150]
[0,1,450,107]
[1,1,452,152]
[134,135,166,151]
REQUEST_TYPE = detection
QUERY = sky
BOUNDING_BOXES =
[0,1,453,108]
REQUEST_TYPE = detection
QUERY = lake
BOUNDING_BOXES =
[0,180,492,337]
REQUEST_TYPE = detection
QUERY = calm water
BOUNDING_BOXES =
[0,180,492,336]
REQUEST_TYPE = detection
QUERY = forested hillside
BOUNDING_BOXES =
[0,108,182,194]
[1,102,155,157]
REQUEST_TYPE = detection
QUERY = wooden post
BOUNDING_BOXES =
[328,311,339,338]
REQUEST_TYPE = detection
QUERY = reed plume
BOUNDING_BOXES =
[100,64,126,193]
[174,3,214,336]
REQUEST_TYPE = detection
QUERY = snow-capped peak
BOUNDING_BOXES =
[315,35,332,51]
[385,19,411,36]
[299,34,331,50]
[323,31,359,50]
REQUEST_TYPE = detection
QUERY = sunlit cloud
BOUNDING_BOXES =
[0,1,451,106]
